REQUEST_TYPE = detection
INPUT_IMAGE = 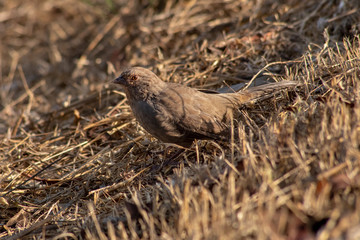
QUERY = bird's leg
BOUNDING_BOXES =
[162,148,187,167]
[148,147,187,174]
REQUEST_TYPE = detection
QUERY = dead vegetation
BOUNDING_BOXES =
[1,0,360,239]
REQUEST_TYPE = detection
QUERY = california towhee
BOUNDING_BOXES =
[113,67,297,147]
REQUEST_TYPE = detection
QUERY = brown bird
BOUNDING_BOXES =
[113,67,297,148]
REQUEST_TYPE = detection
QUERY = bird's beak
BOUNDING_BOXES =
[112,75,125,85]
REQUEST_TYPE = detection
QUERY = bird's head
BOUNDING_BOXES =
[113,67,166,100]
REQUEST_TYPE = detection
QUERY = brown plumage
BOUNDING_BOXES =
[113,67,297,147]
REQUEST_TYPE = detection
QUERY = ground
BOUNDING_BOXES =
[1,0,360,239]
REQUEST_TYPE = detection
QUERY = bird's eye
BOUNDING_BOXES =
[130,75,138,81]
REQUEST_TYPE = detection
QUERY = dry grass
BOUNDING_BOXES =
[1,0,360,239]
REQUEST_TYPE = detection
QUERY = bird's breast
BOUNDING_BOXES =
[129,100,183,142]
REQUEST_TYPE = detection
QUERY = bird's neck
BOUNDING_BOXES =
[127,84,165,102]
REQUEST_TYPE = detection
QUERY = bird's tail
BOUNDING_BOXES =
[235,81,298,104]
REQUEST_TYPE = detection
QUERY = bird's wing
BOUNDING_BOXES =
[158,85,232,140]
[158,81,298,141]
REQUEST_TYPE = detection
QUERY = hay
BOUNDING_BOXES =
[1,0,360,239]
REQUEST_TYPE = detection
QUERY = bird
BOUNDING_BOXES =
[113,67,297,148]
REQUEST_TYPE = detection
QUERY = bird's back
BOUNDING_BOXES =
[153,81,298,146]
